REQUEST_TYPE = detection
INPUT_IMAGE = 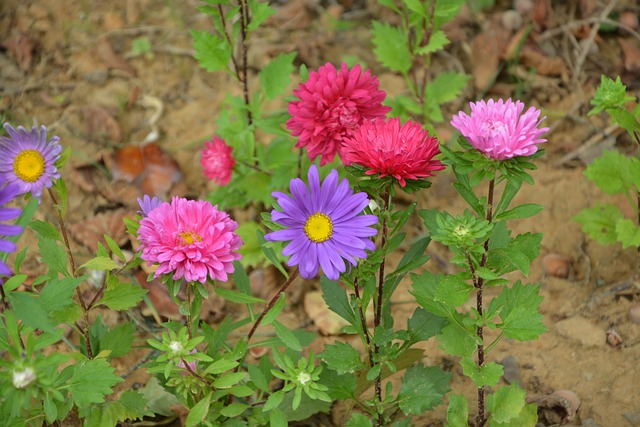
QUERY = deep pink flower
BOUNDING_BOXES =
[201,137,235,185]
[450,98,549,160]
[343,118,445,187]
[137,197,242,283]
[287,62,391,165]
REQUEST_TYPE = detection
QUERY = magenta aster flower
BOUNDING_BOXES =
[264,165,378,280]
[0,124,62,199]
[287,62,391,166]
[201,137,235,186]
[450,98,549,160]
[137,197,242,283]
[0,184,23,277]
[137,194,163,217]
[343,118,445,187]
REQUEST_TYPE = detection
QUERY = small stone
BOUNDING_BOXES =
[581,418,602,427]
[543,253,572,278]
[629,305,640,324]
[554,316,606,347]
[513,0,534,14]
[619,11,639,32]
[624,412,640,427]
[553,389,581,413]
[501,10,523,31]
[500,355,523,387]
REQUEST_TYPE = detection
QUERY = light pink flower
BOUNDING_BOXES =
[450,98,549,160]
[201,137,235,185]
[287,62,391,165]
[343,118,445,187]
[137,197,242,283]
[177,349,197,376]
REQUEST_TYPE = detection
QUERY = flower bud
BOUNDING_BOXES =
[12,367,36,389]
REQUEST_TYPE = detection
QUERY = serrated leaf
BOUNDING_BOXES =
[487,232,542,276]
[247,1,275,31]
[490,402,538,427]
[438,318,476,358]
[69,358,124,408]
[446,394,469,427]
[98,275,147,311]
[372,21,412,74]
[101,321,135,357]
[78,256,120,272]
[38,235,69,278]
[574,203,625,245]
[84,390,150,427]
[460,358,503,387]
[616,218,640,248]
[416,30,449,55]
[486,383,526,424]
[411,271,451,318]
[397,364,451,415]
[320,342,365,375]
[346,412,373,427]
[138,377,179,417]
[191,29,231,72]
[491,281,546,341]
[584,150,638,194]
[260,52,296,100]
[29,220,61,241]
[39,276,83,315]
[426,71,470,104]
[406,307,446,344]
[7,291,57,334]
[493,204,543,222]
[273,319,302,351]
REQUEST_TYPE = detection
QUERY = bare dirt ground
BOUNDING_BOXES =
[2,0,640,426]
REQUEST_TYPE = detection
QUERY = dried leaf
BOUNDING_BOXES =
[96,37,137,77]
[138,143,182,197]
[81,105,122,143]
[69,208,131,252]
[3,33,35,71]
[532,0,551,29]
[471,27,508,91]
[618,37,640,72]
[303,291,349,336]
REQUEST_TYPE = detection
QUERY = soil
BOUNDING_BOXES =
[1,0,640,426]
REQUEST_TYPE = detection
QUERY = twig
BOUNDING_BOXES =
[538,17,640,44]
[553,123,621,167]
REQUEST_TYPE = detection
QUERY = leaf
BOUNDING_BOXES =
[446,394,469,427]
[247,1,275,31]
[406,307,447,344]
[214,287,265,304]
[98,275,147,311]
[269,408,288,427]
[487,233,542,276]
[371,21,412,74]
[236,221,265,268]
[220,403,250,417]
[104,234,126,262]
[425,72,470,121]
[438,319,476,358]
[185,392,212,427]
[319,365,357,400]
[84,390,150,427]
[490,281,546,341]
[138,377,179,417]
[397,364,451,415]
[574,203,625,245]
[490,402,538,426]
[321,277,357,325]
[2,274,27,292]
[493,204,543,222]
[77,256,120,272]
[29,220,61,241]
[68,358,124,409]
[320,342,366,375]
[416,30,450,55]
[460,358,503,387]
[38,235,69,278]
[212,372,246,389]
[232,259,252,296]
[435,0,465,26]
[273,319,302,351]
[346,413,374,427]
[411,271,452,318]
[259,52,296,100]
[7,291,57,334]
[616,218,640,249]
[100,321,135,357]
[39,276,84,323]
[583,150,638,195]
[191,29,231,73]
[486,383,526,424]
[262,293,286,326]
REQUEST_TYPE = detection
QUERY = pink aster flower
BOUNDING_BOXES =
[201,137,235,185]
[137,197,242,283]
[450,98,549,160]
[343,118,445,187]
[287,62,391,165]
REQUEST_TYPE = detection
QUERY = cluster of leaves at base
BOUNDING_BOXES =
[575,75,640,248]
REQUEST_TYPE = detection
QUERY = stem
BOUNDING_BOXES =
[236,159,271,176]
[476,178,495,427]
[217,4,240,78]
[353,279,374,368]
[238,0,253,128]
[374,188,391,427]
[186,284,193,339]
[48,188,93,359]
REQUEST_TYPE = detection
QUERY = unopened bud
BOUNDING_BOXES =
[12,367,36,389]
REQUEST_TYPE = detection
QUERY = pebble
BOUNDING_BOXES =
[543,253,572,278]
[513,0,534,14]
[554,316,606,347]
[501,10,522,31]
[624,412,640,427]
[629,305,640,324]
[619,11,639,31]
[500,355,523,387]
[581,419,602,427]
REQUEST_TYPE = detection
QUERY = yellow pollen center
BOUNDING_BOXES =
[304,213,333,243]
[13,150,45,183]
[180,231,202,245]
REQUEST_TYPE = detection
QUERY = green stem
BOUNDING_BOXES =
[353,278,374,368]
[186,284,193,340]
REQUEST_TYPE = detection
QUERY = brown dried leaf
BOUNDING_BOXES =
[69,208,131,252]
[532,0,551,29]
[81,105,122,143]
[269,0,314,31]
[618,37,640,72]
[96,37,137,77]
[3,33,35,71]
[304,291,349,336]
[471,28,507,91]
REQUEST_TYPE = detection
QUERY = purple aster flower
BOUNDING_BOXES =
[137,194,164,217]
[450,98,549,160]
[0,123,62,199]
[0,183,23,277]
[264,165,378,280]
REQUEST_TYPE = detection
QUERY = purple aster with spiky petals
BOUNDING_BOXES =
[0,183,23,277]
[0,123,62,200]
[137,194,164,217]
[450,98,549,160]
[264,165,378,280]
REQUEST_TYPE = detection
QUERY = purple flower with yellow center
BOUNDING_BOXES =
[0,123,62,199]
[137,194,164,217]
[0,183,23,277]
[264,165,378,280]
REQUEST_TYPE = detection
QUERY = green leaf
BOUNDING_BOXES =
[424,72,470,121]
[319,364,357,401]
[411,271,451,318]
[584,150,638,194]
[273,319,302,351]
[321,276,357,325]
[247,1,275,31]
[493,204,543,222]
[204,358,239,375]
[397,364,451,415]
[371,21,412,74]
[39,276,83,321]
[446,394,469,427]
[248,363,270,392]
[77,256,120,272]
[29,219,61,241]
[191,29,231,73]
[214,287,265,304]
[84,390,150,427]
[2,274,27,292]
[7,291,57,334]
[68,358,124,408]
[616,218,640,248]
[490,402,538,426]
[104,234,126,262]
[212,372,246,388]
[490,281,546,341]
[138,377,179,417]
[416,30,449,55]
[406,307,446,344]
[434,0,465,27]
[460,358,503,387]
[38,235,69,278]
[258,230,289,278]
[185,392,212,427]
[346,413,374,427]
[438,319,476,358]
[236,221,265,268]
[101,321,135,357]
[574,203,625,245]
[589,75,636,115]
[232,259,251,295]
[262,293,286,326]
[259,52,296,100]
[320,342,366,375]
[98,275,147,311]
[486,383,525,424]
[269,408,288,427]
[221,403,250,417]
[487,232,542,276]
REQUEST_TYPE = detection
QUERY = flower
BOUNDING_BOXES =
[0,123,62,199]
[0,183,23,277]
[137,197,242,283]
[287,62,391,166]
[201,137,235,185]
[137,194,163,217]
[177,349,197,376]
[450,98,549,160]
[264,165,378,280]
[343,118,445,187]
[12,367,36,389]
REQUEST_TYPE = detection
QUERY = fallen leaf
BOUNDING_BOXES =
[81,105,122,143]
[304,291,349,336]
[618,37,640,72]
[3,33,35,71]
[96,37,137,77]
[471,25,509,91]
[506,29,569,77]
[532,0,551,29]
[69,208,131,252]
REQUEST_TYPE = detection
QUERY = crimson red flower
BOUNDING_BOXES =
[343,118,445,187]
[287,62,391,165]
[201,137,235,185]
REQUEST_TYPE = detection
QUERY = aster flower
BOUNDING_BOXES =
[137,194,164,217]
[450,98,549,160]
[264,165,378,280]
[287,62,391,166]
[0,123,62,199]
[201,136,235,186]
[0,183,23,277]
[343,118,445,187]
[137,197,242,283]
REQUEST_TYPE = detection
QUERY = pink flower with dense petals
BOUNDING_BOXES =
[137,197,242,283]
[450,98,549,160]
[342,118,445,187]
[287,62,391,165]
[201,137,235,185]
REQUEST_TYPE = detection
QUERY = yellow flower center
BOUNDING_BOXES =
[13,149,45,183]
[304,213,333,243]
[180,231,202,245]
